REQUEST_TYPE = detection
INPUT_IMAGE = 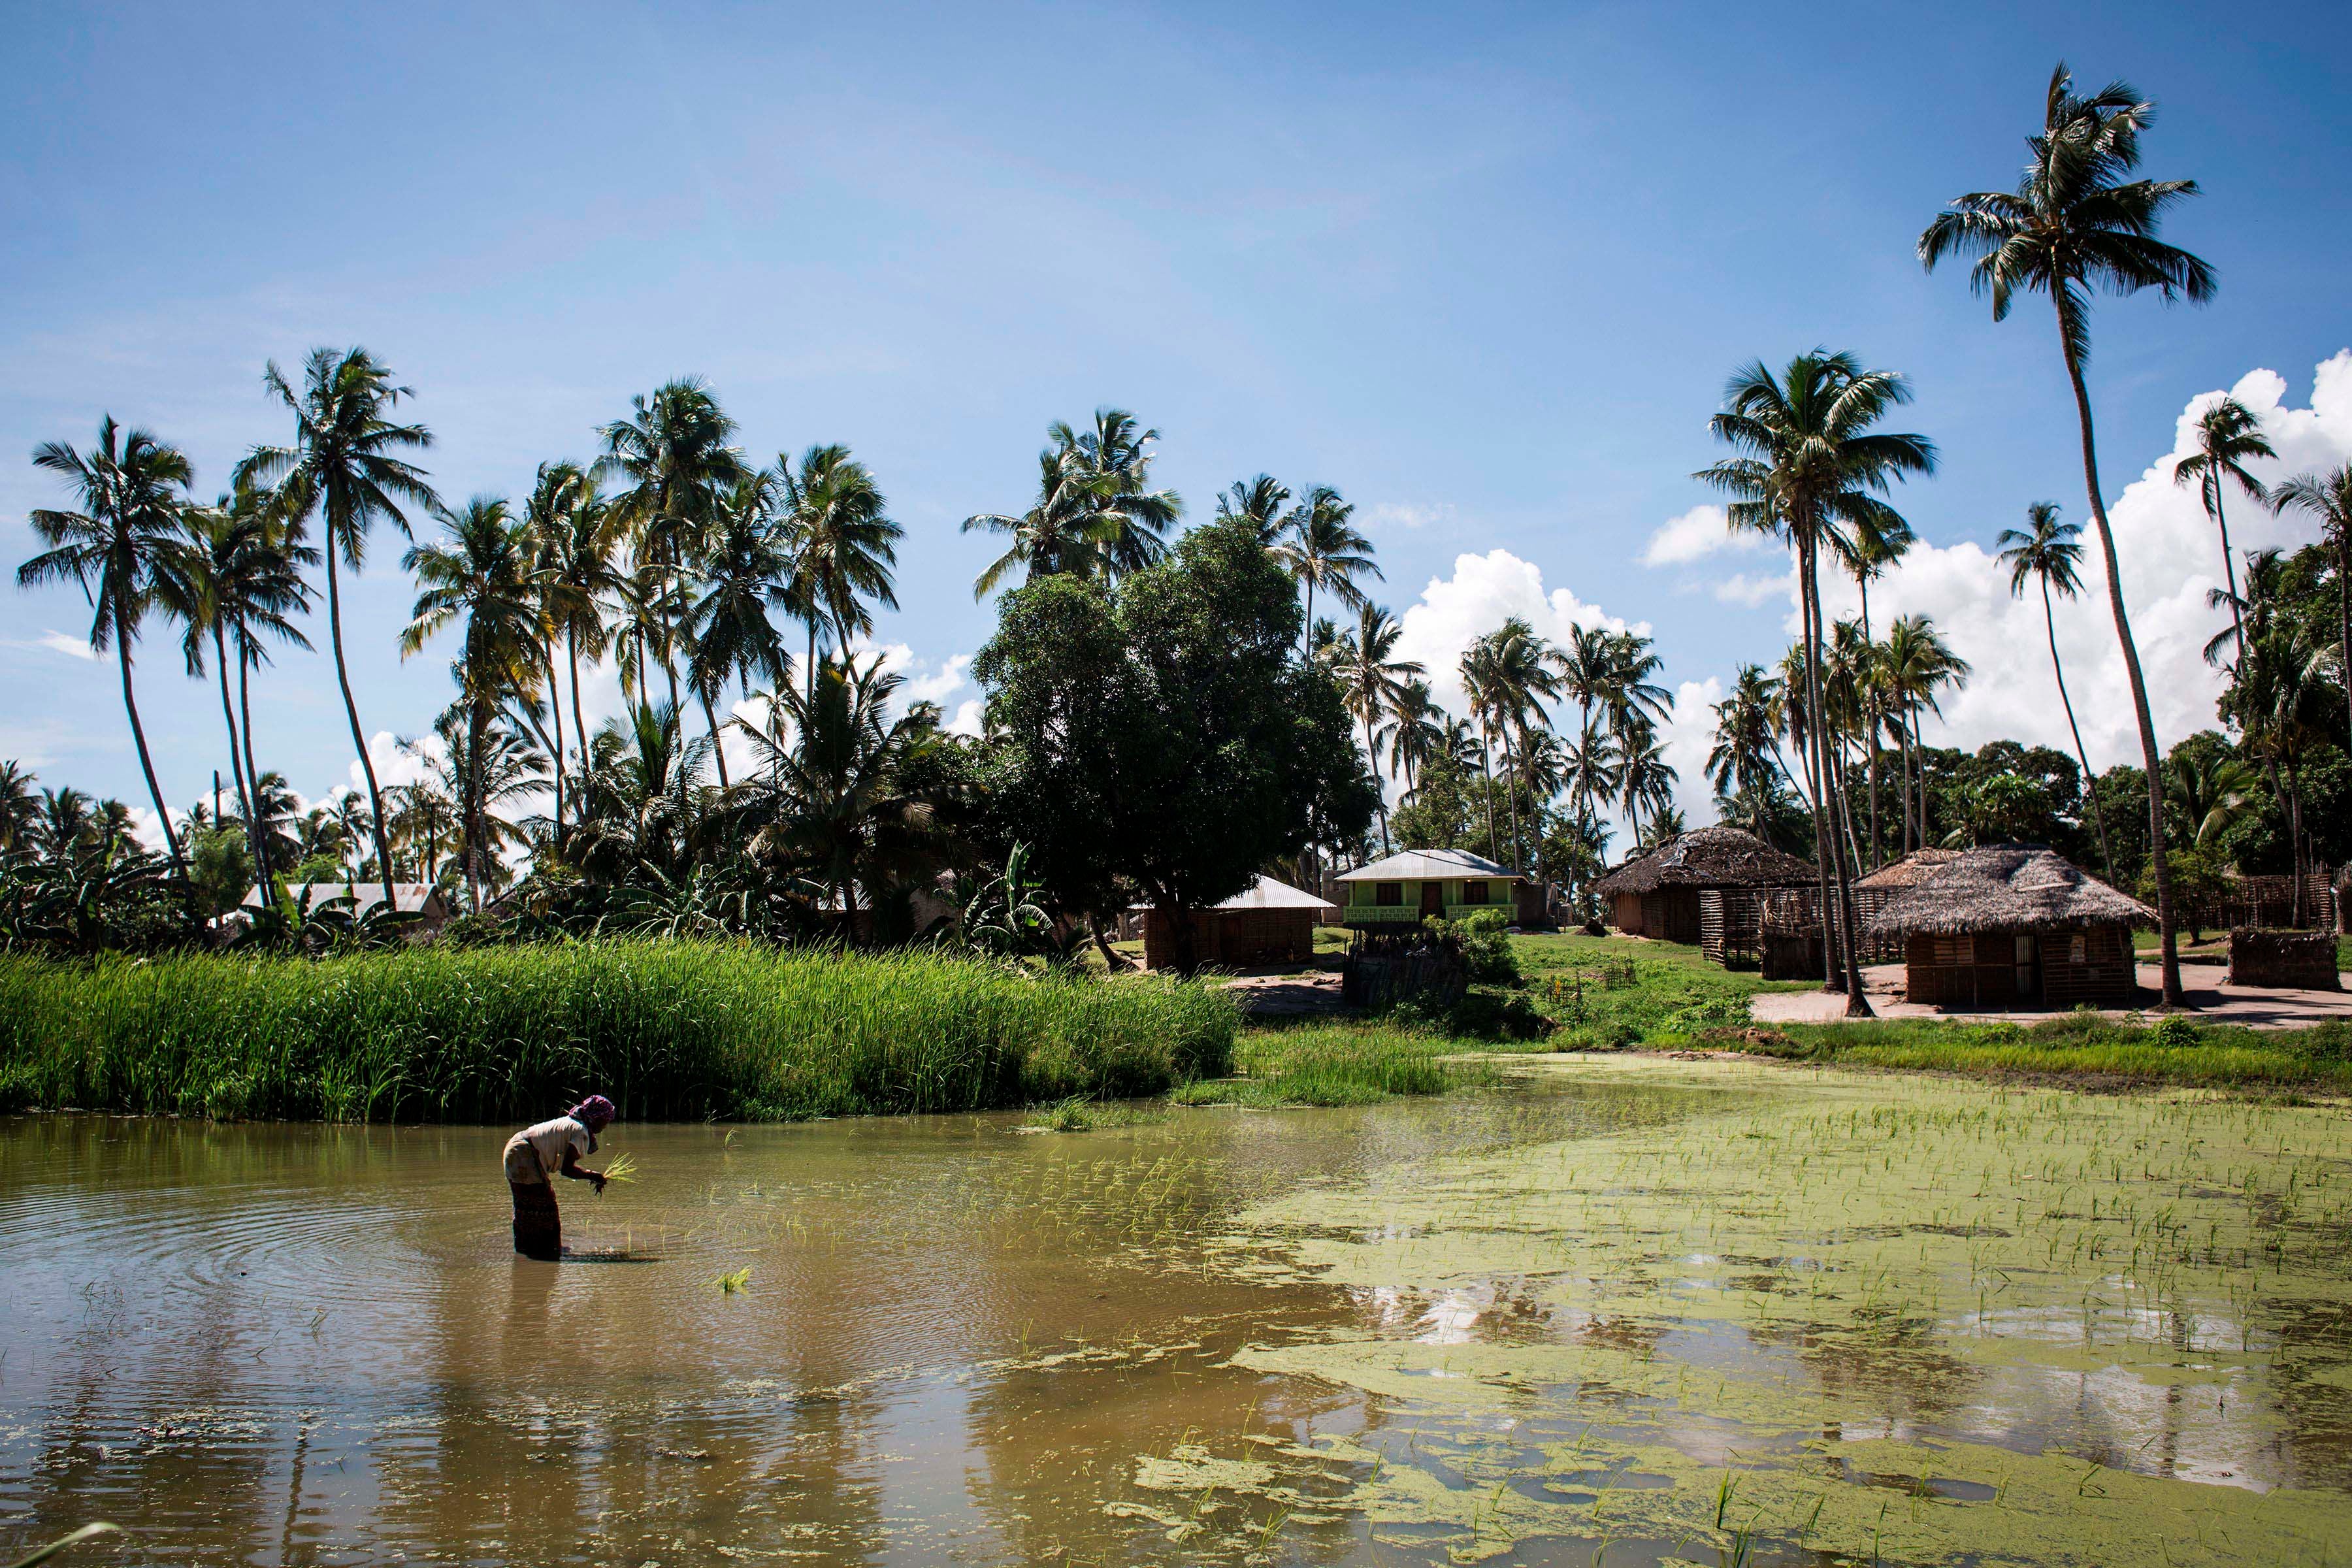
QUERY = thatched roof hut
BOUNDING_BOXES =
[1595,826,1816,943]
[1854,848,1964,891]
[1865,847,2149,1009]
[1863,847,2150,938]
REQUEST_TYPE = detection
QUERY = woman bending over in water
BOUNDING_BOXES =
[503,1096,615,1260]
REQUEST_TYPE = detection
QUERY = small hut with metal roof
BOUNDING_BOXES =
[1592,827,1818,953]
[1137,874,1332,970]
[1865,846,2149,1009]
[1335,847,1539,928]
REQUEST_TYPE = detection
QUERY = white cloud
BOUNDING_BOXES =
[946,698,985,738]
[1392,549,1644,725]
[37,630,102,661]
[1710,570,1794,608]
[1365,500,1456,532]
[1641,504,1764,567]
[1805,350,2352,772]
[1662,678,1724,817]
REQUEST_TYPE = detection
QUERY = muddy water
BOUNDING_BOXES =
[5,1058,2352,1566]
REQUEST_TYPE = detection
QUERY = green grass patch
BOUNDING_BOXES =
[1020,1094,1169,1132]
[1174,1022,1494,1107]
[1704,1009,2352,1092]
[0,941,1237,1123]
[1509,931,1806,1048]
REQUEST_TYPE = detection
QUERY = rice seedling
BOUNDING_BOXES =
[1173,1023,1488,1107]
[597,1152,638,1185]
[710,1265,752,1294]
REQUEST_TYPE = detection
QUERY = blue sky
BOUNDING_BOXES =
[6,0,2349,832]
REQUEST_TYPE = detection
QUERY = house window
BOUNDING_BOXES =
[1463,881,1489,904]
[1376,882,1404,907]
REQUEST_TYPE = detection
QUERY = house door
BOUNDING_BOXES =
[2014,934,2040,1002]
[1419,881,1445,919]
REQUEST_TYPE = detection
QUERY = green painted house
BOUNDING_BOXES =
[1335,848,1541,928]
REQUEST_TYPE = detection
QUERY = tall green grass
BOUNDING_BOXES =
[0,941,1236,1123]
[1174,1024,1491,1107]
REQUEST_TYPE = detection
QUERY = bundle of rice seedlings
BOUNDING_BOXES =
[598,1151,639,1186]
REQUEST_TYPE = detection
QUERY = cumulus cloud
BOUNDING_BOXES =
[1809,351,2352,771]
[1710,570,1795,608]
[1392,549,1644,724]
[1661,678,1724,816]
[1641,504,1765,566]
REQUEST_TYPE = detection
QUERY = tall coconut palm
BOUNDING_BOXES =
[2172,396,2275,674]
[18,418,197,875]
[2270,465,2352,751]
[0,761,41,853]
[238,348,441,909]
[1479,618,1564,873]
[1879,615,1971,854]
[685,468,794,787]
[1331,605,1423,854]
[1561,718,1622,834]
[1214,475,1294,544]
[1996,502,2115,881]
[1707,664,1786,830]
[1272,487,1381,660]
[525,461,623,838]
[965,448,1107,596]
[1697,352,1934,1011]
[175,486,315,899]
[1054,408,1182,578]
[1919,61,2213,1006]
[1384,678,1447,801]
[400,497,546,907]
[598,378,744,709]
[1618,721,1678,846]
[2232,617,2338,926]
[777,444,899,706]
[1840,518,1912,862]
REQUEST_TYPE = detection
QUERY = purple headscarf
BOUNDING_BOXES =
[567,1095,617,1130]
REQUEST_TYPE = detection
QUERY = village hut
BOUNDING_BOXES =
[1865,846,2149,1009]
[1848,849,1966,963]
[1593,827,1818,954]
[1139,874,1330,969]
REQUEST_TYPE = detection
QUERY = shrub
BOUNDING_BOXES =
[2148,1015,2198,1051]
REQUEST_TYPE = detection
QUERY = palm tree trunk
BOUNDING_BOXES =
[2042,580,2116,885]
[1476,723,1499,864]
[1804,542,1870,1012]
[326,547,397,911]
[703,689,732,790]
[1301,580,1315,662]
[2213,484,2246,674]
[213,622,266,906]
[567,626,591,840]
[544,635,566,840]
[1793,563,1838,989]
[114,605,184,877]
[1501,726,1526,873]
[1364,711,1390,854]
[2058,307,2183,1007]
[238,654,271,886]
[466,699,487,910]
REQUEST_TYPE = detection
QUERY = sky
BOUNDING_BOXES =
[5,0,2350,849]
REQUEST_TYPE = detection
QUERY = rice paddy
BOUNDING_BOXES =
[0,941,1236,1122]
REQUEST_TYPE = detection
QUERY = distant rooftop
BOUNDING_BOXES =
[1335,848,1514,883]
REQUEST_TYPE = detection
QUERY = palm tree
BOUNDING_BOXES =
[2164,750,2261,849]
[18,418,197,875]
[0,761,40,853]
[1561,718,1622,835]
[1996,502,2115,882]
[1477,618,1565,872]
[1878,615,1970,855]
[1618,723,1678,846]
[2232,618,2338,926]
[238,348,441,911]
[525,461,623,838]
[1384,678,1447,802]
[685,468,793,787]
[1272,487,1381,659]
[1698,352,1934,1011]
[1840,519,1912,861]
[35,785,97,858]
[1707,664,1786,834]
[1920,61,2213,1006]
[777,445,898,706]
[174,485,315,900]
[2269,465,2352,751]
[1330,606,1423,853]
[573,700,713,882]
[400,497,546,907]
[965,448,1107,596]
[1053,408,1182,577]
[1215,475,1294,544]
[598,378,745,710]
[2172,397,2275,674]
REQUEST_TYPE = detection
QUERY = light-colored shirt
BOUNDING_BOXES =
[502,1116,591,1185]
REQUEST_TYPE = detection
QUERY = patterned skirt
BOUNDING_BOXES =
[510,1181,562,1260]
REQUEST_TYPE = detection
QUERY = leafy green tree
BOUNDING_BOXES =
[239,348,442,911]
[973,515,1377,969]
[1921,61,2215,1006]
[18,417,198,876]
[188,823,255,917]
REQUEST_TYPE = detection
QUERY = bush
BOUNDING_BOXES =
[1428,909,1521,985]
[2148,1015,2198,1051]
[0,941,1237,1122]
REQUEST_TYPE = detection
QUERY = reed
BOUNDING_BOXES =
[0,941,1236,1123]
[1174,1023,1488,1107]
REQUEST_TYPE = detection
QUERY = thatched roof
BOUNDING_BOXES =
[1592,826,1818,896]
[1863,847,2151,937]
[1855,849,1965,891]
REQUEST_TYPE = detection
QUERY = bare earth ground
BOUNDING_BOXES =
[1752,960,2352,1029]
[1219,968,1347,1017]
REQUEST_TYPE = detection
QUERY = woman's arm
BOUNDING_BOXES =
[559,1147,608,1192]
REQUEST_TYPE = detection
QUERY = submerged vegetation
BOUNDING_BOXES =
[0,942,1235,1122]
[1174,1023,1492,1108]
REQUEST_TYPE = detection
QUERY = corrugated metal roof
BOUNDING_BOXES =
[1132,874,1336,912]
[1335,848,1515,882]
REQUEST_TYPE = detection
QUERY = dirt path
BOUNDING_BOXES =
[1751,961,2352,1030]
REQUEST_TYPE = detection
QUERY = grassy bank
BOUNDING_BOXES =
[1511,930,1808,1047]
[1710,1011,2352,1092]
[0,942,1237,1123]
[1174,1022,1494,1107]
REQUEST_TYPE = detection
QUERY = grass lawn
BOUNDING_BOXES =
[2132,926,2352,970]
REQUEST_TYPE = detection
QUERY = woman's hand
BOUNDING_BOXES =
[589,1171,608,1194]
